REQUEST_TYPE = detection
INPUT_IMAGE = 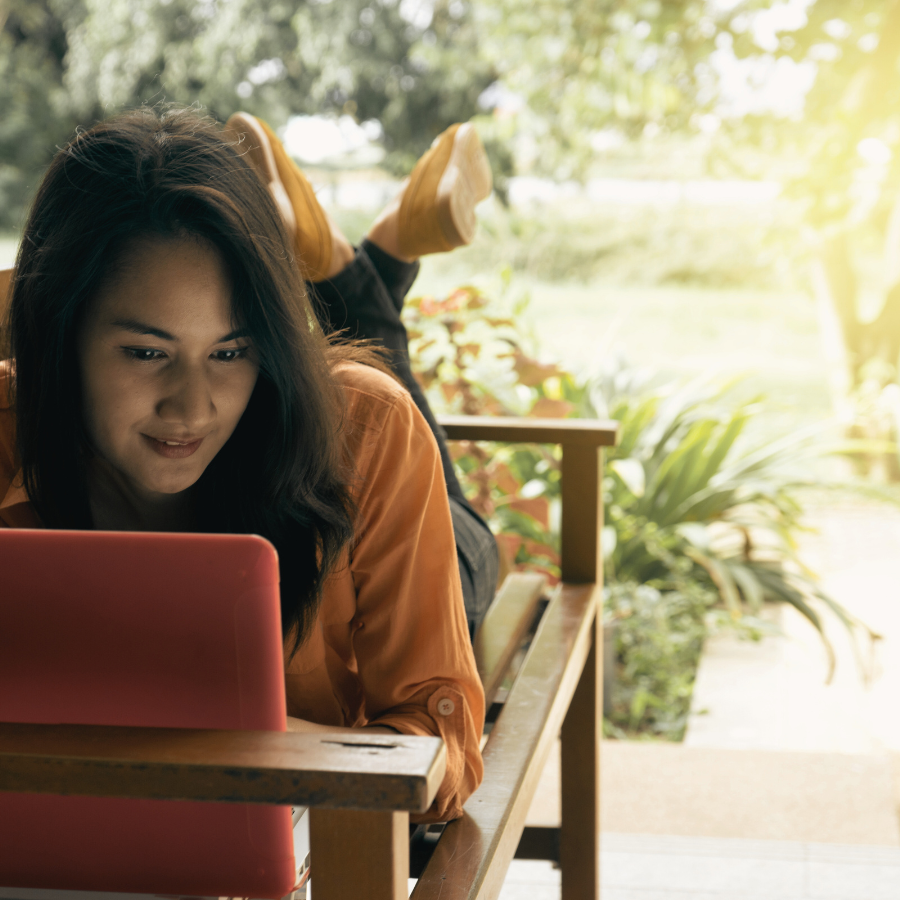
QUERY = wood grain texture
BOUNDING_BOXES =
[561,445,603,584]
[561,615,601,900]
[0,416,611,897]
[311,809,410,900]
[0,725,446,812]
[474,572,547,706]
[411,581,601,900]
[437,416,619,447]
[560,444,604,897]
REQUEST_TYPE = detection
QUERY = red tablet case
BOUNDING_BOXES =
[0,529,296,898]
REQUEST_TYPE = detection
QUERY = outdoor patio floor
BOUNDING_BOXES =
[501,836,900,900]
[497,496,900,899]
[490,738,900,899]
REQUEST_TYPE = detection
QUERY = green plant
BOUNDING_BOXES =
[405,282,877,737]
[603,581,711,739]
[403,276,586,581]
[421,202,803,290]
[595,368,878,679]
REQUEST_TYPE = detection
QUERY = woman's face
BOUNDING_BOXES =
[78,235,259,503]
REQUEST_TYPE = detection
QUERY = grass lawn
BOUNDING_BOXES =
[410,264,831,449]
[331,197,831,443]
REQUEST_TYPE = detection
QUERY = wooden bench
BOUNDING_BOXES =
[0,414,618,900]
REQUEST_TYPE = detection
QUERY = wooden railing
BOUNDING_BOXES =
[0,415,619,900]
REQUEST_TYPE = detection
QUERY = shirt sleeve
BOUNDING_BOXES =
[347,386,485,822]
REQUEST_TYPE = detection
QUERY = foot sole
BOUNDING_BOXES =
[224,113,297,238]
[435,123,493,248]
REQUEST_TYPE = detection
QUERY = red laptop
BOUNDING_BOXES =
[0,529,297,898]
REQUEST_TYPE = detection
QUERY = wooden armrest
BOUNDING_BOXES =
[437,415,619,447]
[0,724,446,813]
[412,580,600,898]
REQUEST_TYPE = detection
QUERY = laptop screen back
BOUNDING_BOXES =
[0,529,296,898]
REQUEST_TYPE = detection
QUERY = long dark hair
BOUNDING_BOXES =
[3,105,371,650]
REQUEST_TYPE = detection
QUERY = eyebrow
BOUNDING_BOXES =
[111,319,250,343]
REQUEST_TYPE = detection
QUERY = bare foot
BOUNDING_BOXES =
[365,184,417,263]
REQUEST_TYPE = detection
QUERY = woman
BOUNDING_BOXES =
[0,105,494,822]
[221,110,499,638]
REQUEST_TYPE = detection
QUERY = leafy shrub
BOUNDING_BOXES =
[604,582,711,739]
[404,283,875,737]
[403,277,584,582]
[598,372,855,661]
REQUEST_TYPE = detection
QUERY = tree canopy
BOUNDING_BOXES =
[2,0,900,229]
[0,0,496,228]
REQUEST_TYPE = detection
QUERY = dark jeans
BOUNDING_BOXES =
[309,240,498,638]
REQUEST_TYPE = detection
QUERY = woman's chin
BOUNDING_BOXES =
[130,465,203,499]
[146,475,201,496]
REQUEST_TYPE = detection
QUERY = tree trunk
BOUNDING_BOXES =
[812,231,900,479]
[810,235,856,419]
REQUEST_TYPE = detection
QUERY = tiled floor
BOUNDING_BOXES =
[497,835,900,900]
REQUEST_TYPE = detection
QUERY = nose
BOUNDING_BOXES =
[156,360,215,433]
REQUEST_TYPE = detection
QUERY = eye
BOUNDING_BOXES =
[125,348,166,362]
[212,347,249,363]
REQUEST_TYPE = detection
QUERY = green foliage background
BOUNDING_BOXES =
[0,0,496,228]
[4,0,899,249]
[2,0,894,738]
[404,282,877,738]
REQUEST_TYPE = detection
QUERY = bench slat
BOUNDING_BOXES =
[437,415,618,447]
[0,725,446,813]
[411,581,600,900]
[474,572,546,707]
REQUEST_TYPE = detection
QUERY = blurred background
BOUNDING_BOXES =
[2,0,900,450]
[3,0,900,718]
[4,1,900,891]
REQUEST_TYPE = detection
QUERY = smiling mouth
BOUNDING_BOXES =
[142,434,205,459]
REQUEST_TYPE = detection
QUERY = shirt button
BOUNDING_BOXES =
[437,698,456,716]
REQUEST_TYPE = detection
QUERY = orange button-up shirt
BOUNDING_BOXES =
[0,360,484,821]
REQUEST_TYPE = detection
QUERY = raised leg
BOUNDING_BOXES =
[309,808,410,900]
[560,612,601,900]
[312,245,498,638]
